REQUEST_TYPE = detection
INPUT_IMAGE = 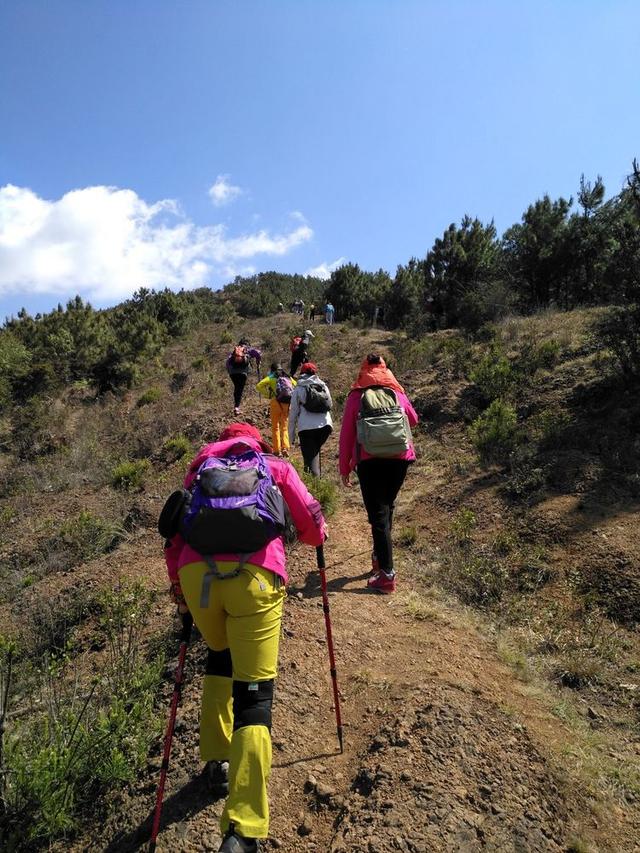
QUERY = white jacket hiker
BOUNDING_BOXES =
[288,365,333,476]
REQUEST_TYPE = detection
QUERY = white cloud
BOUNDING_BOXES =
[208,174,243,207]
[304,256,347,279]
[0,184,314,303]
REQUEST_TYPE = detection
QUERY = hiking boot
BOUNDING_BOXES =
[367,570,396,594]
[206,760,229,798]
[218,828,259,852]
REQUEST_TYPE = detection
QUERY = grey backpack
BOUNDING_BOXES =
[303,378,332,413]
[356,387,411,457]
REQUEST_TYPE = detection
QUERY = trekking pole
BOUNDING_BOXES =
[316,545,343,753]
[149,611,193,852]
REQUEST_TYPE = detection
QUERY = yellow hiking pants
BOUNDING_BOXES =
[269,399,290,454]
[179,561,286,840]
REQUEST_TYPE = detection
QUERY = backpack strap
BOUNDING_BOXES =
[200,556,245,607]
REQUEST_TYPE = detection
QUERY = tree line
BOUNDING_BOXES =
[1,161,639,417]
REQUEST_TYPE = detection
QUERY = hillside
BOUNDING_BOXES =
[1,310,639,852]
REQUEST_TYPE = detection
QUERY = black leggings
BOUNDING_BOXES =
[230,372,248,407]
[290,349,307,376]
[298,425,332,476]
[356,459,410,573]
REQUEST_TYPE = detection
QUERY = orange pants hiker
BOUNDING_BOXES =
[269,399,290,454]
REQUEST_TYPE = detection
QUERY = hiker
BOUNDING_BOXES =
[324,302,335,325]
[288,362,333,476]
[256,363,296,457]
[162,421,327,853]
[338,354,418,594]
[226,338,262,415]
[309,303,316,323]
[289,329,314,376]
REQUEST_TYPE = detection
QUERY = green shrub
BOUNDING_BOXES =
[530,407,572,449]
[136,387,162,407]
[453,554,508,607]
[450,508,477,544]
[396,525,417,547]
[469,400,518,465]
[592,304,640,383]
[163,434,192,462]
[191,356,207,370]
[111,459,150,490]
[55,511,124,563]
[469,348,515,402]
[295,467,339,516]
[2,583,163,845]
[220,330,233,344]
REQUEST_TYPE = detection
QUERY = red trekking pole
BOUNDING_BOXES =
[149,611,193,851]
[316,545,344,753]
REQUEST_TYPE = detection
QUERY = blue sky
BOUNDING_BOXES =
[1,1,639,318]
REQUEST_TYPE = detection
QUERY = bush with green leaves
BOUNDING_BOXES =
[469,348,515,403]
[53,511,124,565]
[1,583,164,847]
[592,304,640,383]
[469,400,518,465]
[163,433,192,462]
[136,387,162,407]
[111,459,150,490]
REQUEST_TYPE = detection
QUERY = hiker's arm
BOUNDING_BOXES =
[288,389,300,446]
[275,461,326,545]
[338,392,358,478]
[256,376,271,398]
[399,393,419,427]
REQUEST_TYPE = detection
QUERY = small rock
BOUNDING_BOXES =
[400,771,412,782]
[304,774,318,793]
[295,592,304,600]
[298,815,313,836]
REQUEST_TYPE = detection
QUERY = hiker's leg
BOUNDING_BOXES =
[179,562,233,761]
[297,429,317,474]
[220,568,285,840]
[231,373,247,408]
[280,404,290,452]
[269,399,282,454]
[384,460,410,532]
[357,460,393,572]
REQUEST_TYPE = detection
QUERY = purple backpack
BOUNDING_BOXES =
[181,449,287,555]
[275,375,293,403]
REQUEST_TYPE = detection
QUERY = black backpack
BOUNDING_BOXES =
[303,378,332,413]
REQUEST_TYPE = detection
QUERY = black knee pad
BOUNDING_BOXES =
[232,679,274,731]
[206,648,232,678]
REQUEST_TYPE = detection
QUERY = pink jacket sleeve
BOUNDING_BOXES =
[164,533,185,585]
[398,392,419,427]
[338,391,360,476]
[269,457,326,546]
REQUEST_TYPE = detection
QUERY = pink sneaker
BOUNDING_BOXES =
[367,571,396,594]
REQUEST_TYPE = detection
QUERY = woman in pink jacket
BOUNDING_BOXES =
[339,354,418,595]
[164,422,326,853]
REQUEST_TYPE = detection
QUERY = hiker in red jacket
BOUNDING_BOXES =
[163,422,326,852]
[339,354,418,594]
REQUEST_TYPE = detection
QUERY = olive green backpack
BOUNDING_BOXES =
[356,386,412,458]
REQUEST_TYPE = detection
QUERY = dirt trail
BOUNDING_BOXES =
[95,491,636,853]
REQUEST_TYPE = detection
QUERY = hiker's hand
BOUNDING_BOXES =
[169,581,188,613]
[341,474,352,488]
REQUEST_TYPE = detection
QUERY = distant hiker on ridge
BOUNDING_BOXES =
[226,338,262,416]
[162,421,327,853]
[288,362,333,476]
[339,354,418,594]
